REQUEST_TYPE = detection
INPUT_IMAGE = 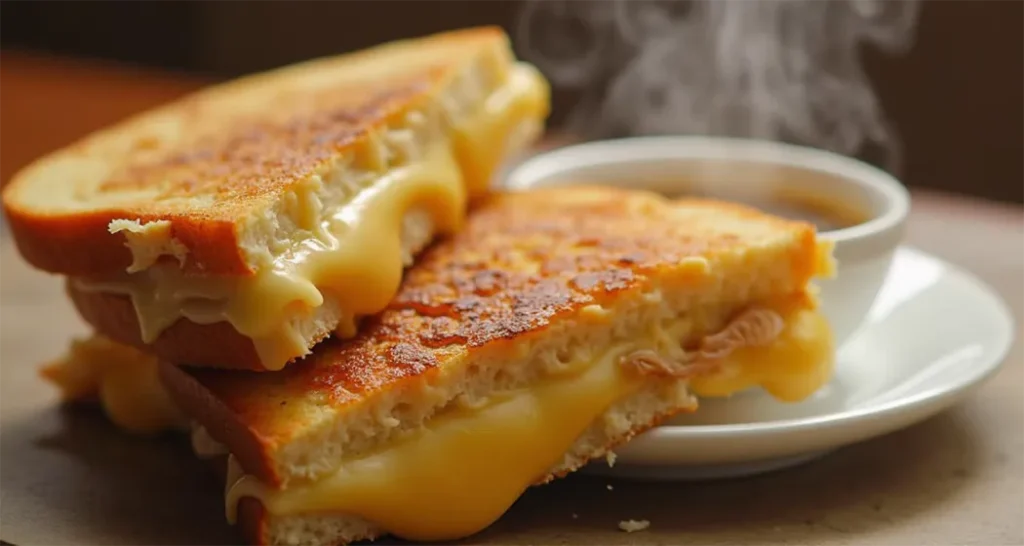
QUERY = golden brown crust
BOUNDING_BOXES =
[160,186,821,487]
[2,26,508,276]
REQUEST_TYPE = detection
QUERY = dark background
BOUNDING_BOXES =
[1,0,1021,203]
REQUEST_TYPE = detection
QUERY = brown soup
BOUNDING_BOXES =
[755,187,870,232]
[666,187,870,233]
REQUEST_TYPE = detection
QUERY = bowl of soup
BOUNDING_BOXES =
[503,136,910,347]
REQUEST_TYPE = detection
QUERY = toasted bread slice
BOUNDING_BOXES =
[3,26,544,275]
[160,186,836,546]
[4,26,550,370]
[64,210,438,370]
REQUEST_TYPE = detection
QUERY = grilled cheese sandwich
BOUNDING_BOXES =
[158,186,836,546]
[41,296,832,541]
[11,26,838,546]
[221,299,831,542]
[4,27,550,371]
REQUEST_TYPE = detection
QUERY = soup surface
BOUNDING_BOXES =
[666,187,869,232]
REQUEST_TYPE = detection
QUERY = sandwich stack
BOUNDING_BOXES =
[2,27,837,546]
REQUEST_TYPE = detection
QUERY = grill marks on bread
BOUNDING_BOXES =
[98,78,434,207]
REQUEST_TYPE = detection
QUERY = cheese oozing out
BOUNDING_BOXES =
[222,303,833,541]
[689,306,834,402]
[40,336,187,434]
[226,343,647,541]
[71,63,549,370]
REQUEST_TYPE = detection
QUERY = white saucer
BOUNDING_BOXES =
[589,246,1015,480]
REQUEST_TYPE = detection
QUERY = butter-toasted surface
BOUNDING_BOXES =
[2,26,541,276]
[161,186,829,485]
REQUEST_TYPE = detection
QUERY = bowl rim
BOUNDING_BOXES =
[506,136,911,244]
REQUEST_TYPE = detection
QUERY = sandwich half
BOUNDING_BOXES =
[2,26,549,371]
[160,186,836,546]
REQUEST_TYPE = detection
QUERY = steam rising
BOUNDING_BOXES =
[517,0,921,172]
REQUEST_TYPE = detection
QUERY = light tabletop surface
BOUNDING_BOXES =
[1,188,1021,546]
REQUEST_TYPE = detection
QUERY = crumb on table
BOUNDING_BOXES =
[618,519,650,533]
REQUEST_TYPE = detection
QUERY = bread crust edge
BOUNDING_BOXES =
[68,282,304,371]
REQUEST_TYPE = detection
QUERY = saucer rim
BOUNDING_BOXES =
[635,245,1015,442]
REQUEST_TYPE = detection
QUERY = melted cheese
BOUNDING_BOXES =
[40,336,187,434]
[690,307,834,402]
[222,308,833,541]
[225,344,644,541]
[192,423,229,458]
[453,62,549,197]
[77,146,463,369]
[73,64,549,370]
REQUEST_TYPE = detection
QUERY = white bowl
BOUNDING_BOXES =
[504,136,910,346]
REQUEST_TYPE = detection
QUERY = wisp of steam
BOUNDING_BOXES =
[517,0,921,173]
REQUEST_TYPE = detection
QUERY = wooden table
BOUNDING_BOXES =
[1,52,1022,546]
